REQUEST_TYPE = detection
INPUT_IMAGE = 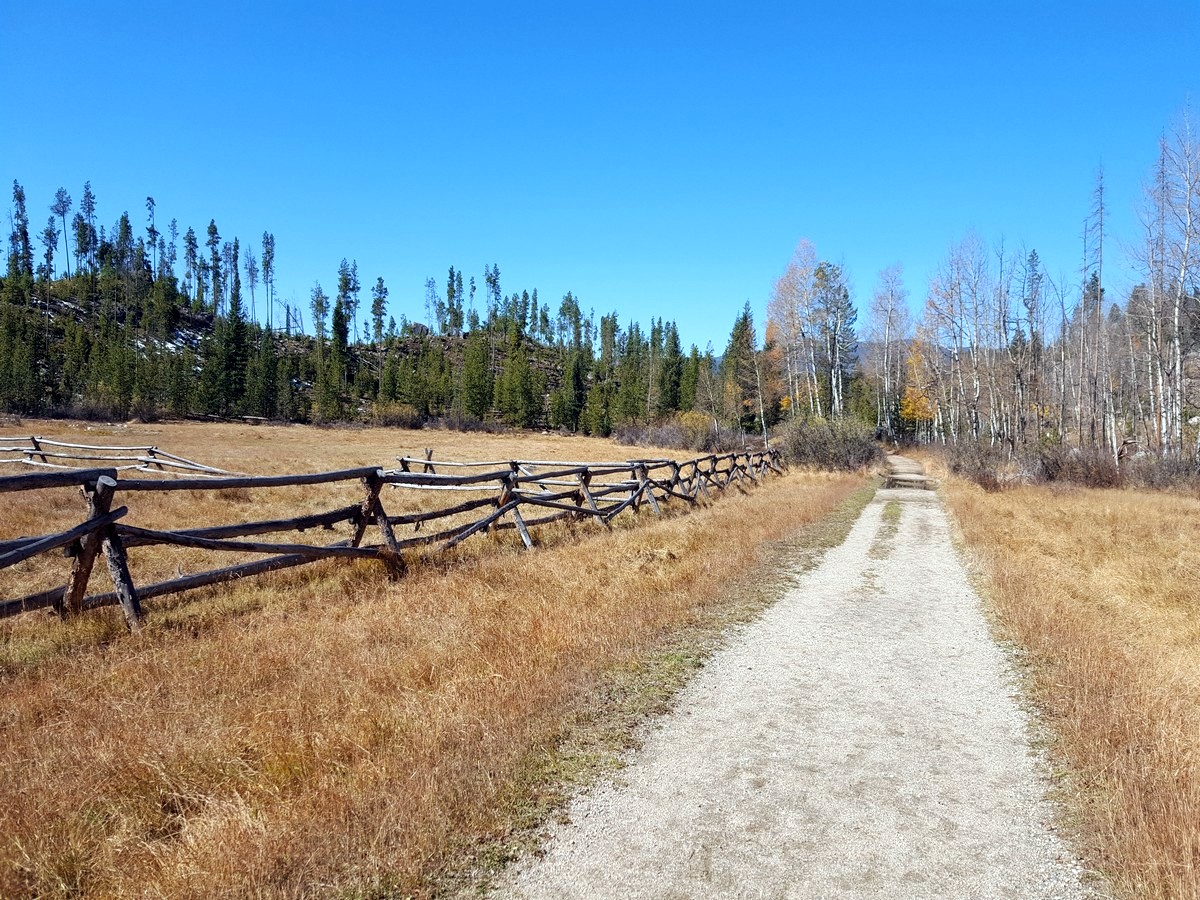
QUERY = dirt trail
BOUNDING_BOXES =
[492,460,1098,899]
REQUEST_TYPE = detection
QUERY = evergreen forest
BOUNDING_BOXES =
[0,180,864,446]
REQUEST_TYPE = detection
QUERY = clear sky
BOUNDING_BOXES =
[4,2,1198,351]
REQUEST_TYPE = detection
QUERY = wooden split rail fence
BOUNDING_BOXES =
[0,449,783,631]
[0,435,233,476]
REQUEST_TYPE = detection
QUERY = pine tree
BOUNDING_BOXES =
[40,217,58,283]
[243,244,258,325]
[11,181,33,278]
[183,227,199,305]
[330,296,349,387]
[461,330,493,419]
[616,321,647,424]
[223,238,248,410]
[656,321,683,416]
[453,269,464,334]
[261,232,275,330]
[206,220,221,313]
[52,188,72,278]
[310,282,329,351]
[371,276,388,346]
[349,260,361,343]
[680,344,700,411]
[583,378,615,436]
[79,181,97,273]
[722,303,760,433]
[495,343,539,426]
[550,348,588,430]
[244,330,278,418]
[145,196,158,277]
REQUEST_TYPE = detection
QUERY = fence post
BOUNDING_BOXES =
[636,463,661,515]
[511,505,533,549]
[84,476,142,630]
[503,470,533,549]
[354,470,406,576]
[696,458,714,500]
[61,475,118,618]
[744,453,759,483]
[577,470,612,530]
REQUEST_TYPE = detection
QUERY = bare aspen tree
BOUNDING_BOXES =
[1163,115,1200,455]
[867,264,909,437]
[1130,113,1200,458]
[767,239,822,417]
[815,262,855,418]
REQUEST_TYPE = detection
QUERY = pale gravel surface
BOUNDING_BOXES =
[492,472,1101,899]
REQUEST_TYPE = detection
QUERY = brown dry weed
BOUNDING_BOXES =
[945,479,1200,900]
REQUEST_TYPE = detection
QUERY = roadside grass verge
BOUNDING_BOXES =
[944,479,1200,899]
[1,466,863,898]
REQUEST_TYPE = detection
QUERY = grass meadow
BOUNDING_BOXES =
[944,475,1200,900]
[0,419,862,897]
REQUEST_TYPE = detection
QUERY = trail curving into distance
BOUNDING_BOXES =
[492,459,1100,899]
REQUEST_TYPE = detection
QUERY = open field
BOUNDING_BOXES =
[944,478,1200,900]
[0,419,693,636]
[0,419,862,897]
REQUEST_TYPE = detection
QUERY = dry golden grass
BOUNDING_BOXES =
[0,419,861,897]
[0,418,688,629]
[945,479,1200,899]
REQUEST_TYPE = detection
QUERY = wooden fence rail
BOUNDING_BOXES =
[0,449,784,630]
[0,436,233,476]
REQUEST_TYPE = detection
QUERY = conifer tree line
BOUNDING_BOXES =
[8,107,1194,458]
[0,182,790,444]
[839,111,1200,462]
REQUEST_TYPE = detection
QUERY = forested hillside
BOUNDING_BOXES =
[0,182,829,442]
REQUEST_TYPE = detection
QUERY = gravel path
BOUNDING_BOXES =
[493,469,1098,899]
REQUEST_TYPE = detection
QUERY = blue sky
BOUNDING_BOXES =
[4,2,1198,350]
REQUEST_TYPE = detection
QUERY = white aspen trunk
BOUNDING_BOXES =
[783,341,798,419]
[1170,204,1192,455]
[1076,299,1087,448]
[1154,318,1168,452]
[1128,327,1149,446]
[1105,391,1119,463]
[808,340,823,418]
[754,353,769,447]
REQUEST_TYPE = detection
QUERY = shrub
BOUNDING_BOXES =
[371,401,424,429]
[1035,444,1120,488]
[1121,452,1198,491]
[427,411,506,434]
[941,439,1196,491]
[776,418,882,471]
[947,441,1004,491]
[614,412,729,453]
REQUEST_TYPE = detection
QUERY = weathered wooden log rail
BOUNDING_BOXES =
[0,449,784,630]
[0,435,233,476]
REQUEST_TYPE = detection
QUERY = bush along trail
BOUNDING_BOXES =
[493,457,1100,899]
